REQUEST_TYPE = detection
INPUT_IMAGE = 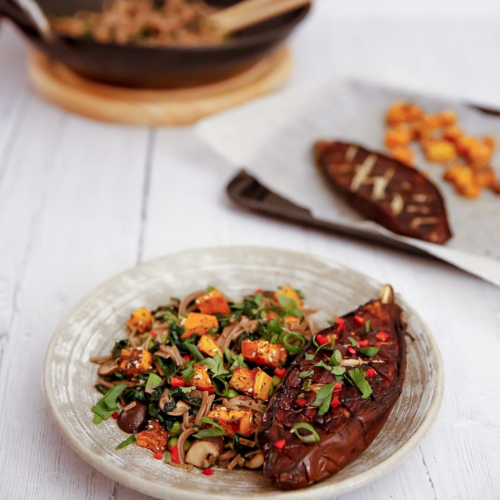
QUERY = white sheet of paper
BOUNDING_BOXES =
[197,79,500,286]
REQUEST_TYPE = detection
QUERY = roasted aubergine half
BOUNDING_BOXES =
[259,285,407,490]
[314,140,452,244]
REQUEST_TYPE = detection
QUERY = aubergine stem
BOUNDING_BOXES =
[379,284,394,304]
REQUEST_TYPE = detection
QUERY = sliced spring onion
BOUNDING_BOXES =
[291,422,320,444]
[183,341,204,361]
[116,434,136,450]
[283,332,306,354]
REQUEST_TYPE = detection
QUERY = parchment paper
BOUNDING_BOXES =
[197,80,500,286]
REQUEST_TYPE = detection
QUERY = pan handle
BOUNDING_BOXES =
[4,0,55,43]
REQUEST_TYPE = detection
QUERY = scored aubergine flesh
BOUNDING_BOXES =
[314,140,452,244]
[259,285,407,490]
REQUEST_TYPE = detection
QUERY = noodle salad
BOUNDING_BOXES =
[90,286,320,473]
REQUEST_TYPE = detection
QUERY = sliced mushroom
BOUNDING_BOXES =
[98,360,118,376]
[200,437,224,456]
[159,388,172,412]
[167,400,191,416]
[185,440,220,469]
[245,451,264,469]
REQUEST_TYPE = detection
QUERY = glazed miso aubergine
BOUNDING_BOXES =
[314,140,452,244]
[260,284,407,490]
[89,284,406,490]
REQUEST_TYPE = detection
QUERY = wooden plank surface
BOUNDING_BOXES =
[1,3,500,498]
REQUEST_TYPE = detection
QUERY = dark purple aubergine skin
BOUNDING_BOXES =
[117,402,148,434]
[314,141,452,245]
[259,297,407,490]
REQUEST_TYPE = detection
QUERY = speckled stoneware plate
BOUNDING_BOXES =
[44,246,444,500]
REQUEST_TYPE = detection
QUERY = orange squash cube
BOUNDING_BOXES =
[483,134,496,151]
[438,110,457,127]
[385,127,412,149]
[424,140,457,163]
[127,307,152,333]
[196,289,231,315]
[241,340,287,368]
[181,313,219,338]
[229,367,273,401]
[275,285,303,309]
[253,370,273,401]
[118,348,153,376]
[390,146,415,167]
[197,335,223,358]
[443,125,464,143]
[186,365,215,394]
[136,419,168,453]
[207,408,253,438]
[229,366,255,395]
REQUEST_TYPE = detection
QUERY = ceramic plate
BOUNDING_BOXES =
[44,246,444,500]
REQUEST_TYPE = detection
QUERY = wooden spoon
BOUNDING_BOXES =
[208,0,312,38]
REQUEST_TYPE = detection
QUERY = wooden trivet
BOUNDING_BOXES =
[27,47,292,126]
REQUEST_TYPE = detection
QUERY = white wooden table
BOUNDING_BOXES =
[1,2,500,499]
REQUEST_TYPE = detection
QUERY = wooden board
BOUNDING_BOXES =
[27,48,292,126]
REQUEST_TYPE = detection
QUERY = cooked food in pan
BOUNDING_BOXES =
[314,140,453,244]
[384,100,499,198]
[90,284,406,488]
[51,0,223,47]
[260,284,406,490]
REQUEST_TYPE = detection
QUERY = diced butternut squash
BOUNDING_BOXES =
[253,370,273,401]
[136,419,168,453]
[207,408,253,437]
[285,316,302,328]
[241,340,287,368]
[127,307,152,333]
[181,313,219,338]
[384,127,412,149]
[118,348,153,376]
[229,366,273,402]
[197,335,222,358]
[424,140,457,163]
[229,366,255,395]
[196,290,231,315]
[275,285,303,308]
[186,365,215,394]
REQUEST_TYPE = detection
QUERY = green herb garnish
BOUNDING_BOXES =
[201,354,229,378]
[331,350,342,366]
[193,417,226,439]
[359,347,380,358]
[364,319,371,333]
[312,382,335,416]
[299,370,314,379]
[277,294,303,318]
[348,368,372,399]
[183,341,204,361]
[91,384,127,424]
[145,373,162,391]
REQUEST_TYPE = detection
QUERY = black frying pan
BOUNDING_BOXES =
[0,0,310,88]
